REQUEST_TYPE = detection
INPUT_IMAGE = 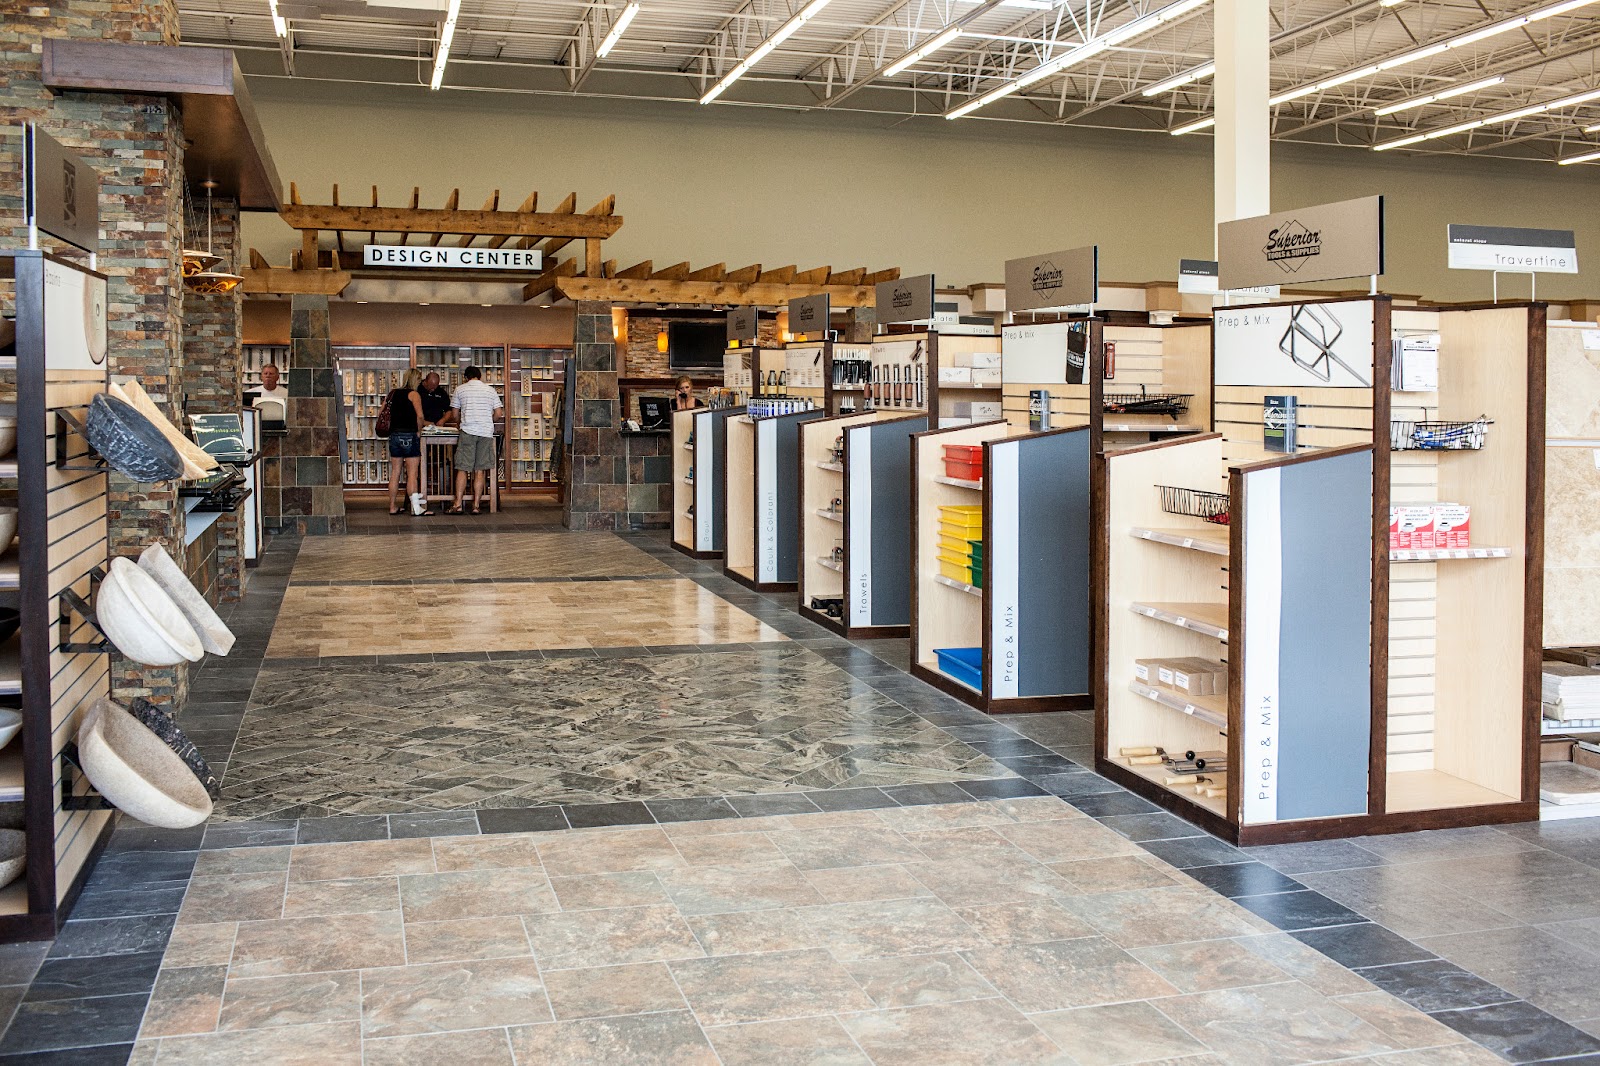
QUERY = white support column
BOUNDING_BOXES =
[1213,0,1271,244]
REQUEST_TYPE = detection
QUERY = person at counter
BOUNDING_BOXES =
[387,368,434,517]
[250,362,289,424]
[671,376,704,411]
[445,365,503,515]
[419,372,453,427]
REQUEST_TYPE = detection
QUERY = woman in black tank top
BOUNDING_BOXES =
[387,368,432,515]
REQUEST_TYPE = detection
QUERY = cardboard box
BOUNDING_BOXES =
[1173,657,1226,696]
[971,402,1003,419]
[938,367,974,384]
[1133,658,1164,684]
[1397,505,1436,550]
[970,353,1002,369]
[1389,506,1403,551]
[1433,503,1470,549]
[972,367,1002,386]
[953,353,976,368]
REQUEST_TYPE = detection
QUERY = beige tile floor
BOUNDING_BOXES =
[264,579,787,659]
[288,531,672,583]
[129,798,1493,1065]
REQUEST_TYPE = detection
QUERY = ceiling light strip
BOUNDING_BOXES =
[884,25,964,77]
[1143,61,1215,96]
[1558,147,1600,163]
[596,1,642,59]
[1372,75,1504,115]
[268,0,286,36]
[946,0,1213,119]
[701,0,834,104]
[430,0,462,90]
[1372,84,1600,150]
[1170,115,1215,134]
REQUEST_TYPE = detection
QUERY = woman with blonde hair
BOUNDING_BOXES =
[386,367,433,516]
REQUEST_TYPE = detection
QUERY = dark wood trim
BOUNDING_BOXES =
[1089,319,1106,456]
[1099,758,1242,843]
[669,541,720,560]
[725,568,794,594]
[1226,468,1245,824]
[1228,440,1375,474]
[1369,296,1393,817]
[1091,450,1111,770]
[909,663,1087,714]
[1233,800,1540,846]
[1106,431,1224,459]
[1520,304,1548,806]
[53,817,115,929]
[799,603,849,637]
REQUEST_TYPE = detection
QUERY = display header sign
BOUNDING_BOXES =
[1005,246,1097,312]
[362,245,543,271]
[1218,195,1384,289]
[26,125,100,254]
[875,273,935,325]
[1176,259,1281,301]
[1447,224,1577,274]
[788,293,830,338]
[727,306,759,345]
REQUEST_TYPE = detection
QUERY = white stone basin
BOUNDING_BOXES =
[0,506,16,556]
[0,418,15,460]
[76,696,213,829]
[0,709,19,753]
[95,557,203,666]
[0,829,23,890]
[138,543,235,656]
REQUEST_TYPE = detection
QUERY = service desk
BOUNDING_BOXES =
[421,429,502,512]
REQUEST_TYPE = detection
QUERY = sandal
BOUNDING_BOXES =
[389,507,403,515]
[444,504,466,515]
[413,507,436,517]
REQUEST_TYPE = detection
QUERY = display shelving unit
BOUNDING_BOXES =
[909,421,1095,713]
[782,342,830,408]
[1096,295,1544,844]
[333,345,410,490]
[824,341,873,416]
[672,405,746,558]
[241,343,289,395]
[721,407,829,592]
[797,411,928,637]
[930,333,1004,429]
[507,348,567,490]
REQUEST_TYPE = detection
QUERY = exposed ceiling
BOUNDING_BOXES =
[179,0,1600,163]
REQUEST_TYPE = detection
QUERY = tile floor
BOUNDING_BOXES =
[0,513,1597,1064]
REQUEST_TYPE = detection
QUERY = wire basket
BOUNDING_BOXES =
[1390,416,1491,451]
[1158,485,1231,525]
[1103,386,1193,419]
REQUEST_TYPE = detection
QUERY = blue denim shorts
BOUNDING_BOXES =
[388,432,420,459]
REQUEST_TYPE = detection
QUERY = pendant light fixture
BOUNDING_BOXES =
[184,180,244,296]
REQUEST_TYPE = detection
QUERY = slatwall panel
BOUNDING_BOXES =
[46,368,112,904]
[1214,385,1376,468]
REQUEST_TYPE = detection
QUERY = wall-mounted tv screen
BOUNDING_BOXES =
[667,320,727,371]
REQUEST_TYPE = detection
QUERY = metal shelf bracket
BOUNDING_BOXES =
[57,567,112,654]
[54,408,109,473]
[58,742,114,812]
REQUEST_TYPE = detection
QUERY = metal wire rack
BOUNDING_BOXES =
[1390,416,1492,451]
[1103,386,1194,420]
[1158,485,1231,525]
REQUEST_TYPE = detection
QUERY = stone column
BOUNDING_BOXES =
[276,294,345,535]
[2,0,190,706]
[181,196,243,601]
[563,303,624,530]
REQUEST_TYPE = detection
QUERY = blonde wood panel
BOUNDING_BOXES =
[1432,306,1531,801]
[912,422,1010,670]
[999,383,1093,433]
[1103,437,1230,776]
[1215,402,1377,431]
[672,410,694,549]
[798,413,881,605]
[1161,325,1213,428]
[46,494,105,546]
[724,418,757,573]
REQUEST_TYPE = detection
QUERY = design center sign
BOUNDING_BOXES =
[362,245,543,270]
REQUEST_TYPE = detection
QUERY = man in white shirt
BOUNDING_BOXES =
[447,365,503,514]
[253,362,288,423]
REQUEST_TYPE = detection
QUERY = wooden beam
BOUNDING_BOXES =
[242,265,351,296]
[487,191,537,249]
[289,181,302,206]
[369,185,378,247]
[554,277,878,307]
[523,257,579,302]
[248,247,270,270]
[826,268,865,286]
[585,238,602,278]
[331,183,340,206]
[400,186,419,245]
[725,264,762,284]
[615,260,653,280]
[299,229,318,272]
[458,190,500,247]
[687,263,726,282]
[758,266,796,284]
[280,203,621,240]
[863,268,901,284]
[794,266,830,286]
[651,261,692,281]
[527,194,610,255]
[601,259,616,278]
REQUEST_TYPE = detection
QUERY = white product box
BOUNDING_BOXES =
[970,353,1002,369]
[1397,505,1436,550]
[953,353,976,368]
[950,402,974,418]
[938,367,974,384]
[1432,503,1470,549]
[970,401,1003,419]
[972,368,1002,386]
[937,416,974,428]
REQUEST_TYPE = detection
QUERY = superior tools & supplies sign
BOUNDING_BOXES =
[1446,225,1578,274]
[1004,246,1098,313]
[1218,196,1384,290]
[363,245,543,270]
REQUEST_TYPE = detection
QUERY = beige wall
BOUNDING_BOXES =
[242,79,1600,302]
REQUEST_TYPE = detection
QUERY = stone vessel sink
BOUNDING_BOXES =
[95,557,203,666]
[76,697,214,829]
[0,829,23,890]
[85,393,185,483]
[138,544,234,656]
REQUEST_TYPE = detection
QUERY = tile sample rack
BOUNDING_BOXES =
[722,408,830,592]
[672,405,745,559]
[782,341,830,409]
[333,345,410,489]
[797,412,928,638]
[910,421,1095,713]
[1,250,114,938]
[1095,295,1544,843]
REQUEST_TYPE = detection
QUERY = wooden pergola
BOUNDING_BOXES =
[531,260,899,308]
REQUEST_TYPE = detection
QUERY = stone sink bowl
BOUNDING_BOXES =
[85,393,185,484]
[138,543,234,656]
[95,557,203,667]
[0,417,15,461]
[0,829,23,891]
[0,505,16,557]
[0,709,19,753]
[0,608,18,646]
[77,696,214,829]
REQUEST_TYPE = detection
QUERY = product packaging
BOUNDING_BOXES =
[971,368,1002,386]
[970,402,1003,419]
[970,353,1002,369]
[1396,505,1436,550]
[938,367,974,384]
[1432,503,1470,549]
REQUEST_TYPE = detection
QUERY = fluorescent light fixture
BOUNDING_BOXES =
[701,0,833,103]
[268,0,286,36]
[596,1,641,59]
[1144,62,1215,96]
[1587,121,1600,132]
[1379,0,1405,6]
[430,0,461,90]
[884,25,963,77]
[1171,115,1215,134]
[1373,75,1504,115]
[947,0,1213,118]
[1373,85,1600,149]
[1558,147,1600,164]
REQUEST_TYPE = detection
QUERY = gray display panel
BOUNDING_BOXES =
[767,409,828,582]
[708,407,743,552]
[1275,448,1373,820]
[863,416,925,625]
[1013,429,1092,697]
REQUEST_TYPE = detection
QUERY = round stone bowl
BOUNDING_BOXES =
[85,393,184,484]
[0,829,23,890]
[77,697,213,829]
[0,709,19,753]
[0,506,16,556]
[0,418,15,460]
[95,557,203,666]
[0,608,18,646]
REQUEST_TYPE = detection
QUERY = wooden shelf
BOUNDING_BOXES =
[816,461,843,473]
[0,880,27,917]
[933,475,982,491]
[816,509,843,523]
[939,382,1002,390]
[0,460,16,479]
[1386,769,1518,813]
[1130,526,1229,557]
[1103,423,1204,435]
[0,749,22,803]
[818,558,843,573]
[918,659,980,693]
[1128,680,1228,729]
[1129,601,1228,640]
[1119,758,1228,819]
[1390,547,1511,561]
[0,637,17,696]
[934,574,983,598]
[0,547,18,590]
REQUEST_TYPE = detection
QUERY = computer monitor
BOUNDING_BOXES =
[639,396,670,429]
